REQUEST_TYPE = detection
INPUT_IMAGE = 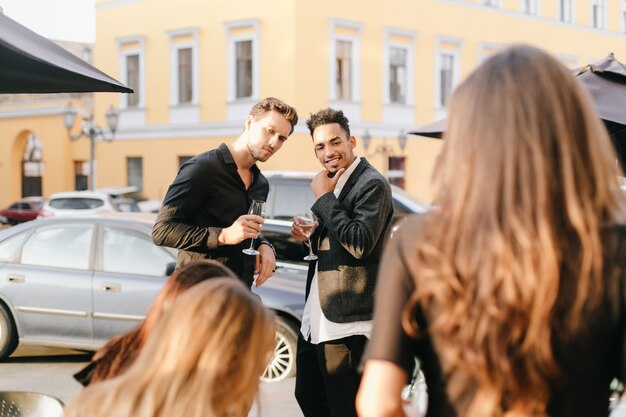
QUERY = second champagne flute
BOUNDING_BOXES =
[242,199,265,255]
[295,210,317,261]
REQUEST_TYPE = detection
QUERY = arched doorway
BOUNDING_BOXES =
[22,133,44,197]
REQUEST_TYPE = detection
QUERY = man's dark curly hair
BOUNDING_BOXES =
[306,108,350,137]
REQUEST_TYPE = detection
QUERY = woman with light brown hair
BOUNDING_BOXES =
[64,278,276,417]
[357,45,626,417]
[73,260,237,386]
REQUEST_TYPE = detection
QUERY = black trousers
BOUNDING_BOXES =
[294,333,367,417]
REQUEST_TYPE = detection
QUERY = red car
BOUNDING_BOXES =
[0,197,45,225]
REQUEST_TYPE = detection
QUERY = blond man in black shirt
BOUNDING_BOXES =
[152,97,298,287]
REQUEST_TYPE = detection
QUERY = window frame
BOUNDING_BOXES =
[117,36,145,110]
[328,19,363,103]
[559,0,574,22]
[126,157,143,192]
[224,19,259,103]
[168,28,199,107]
[434,37,462,120]
[383,28,416,106]
[521,0,539,14]
[20,223,95,271]
[591,0,607,29]
[100,225,174,277]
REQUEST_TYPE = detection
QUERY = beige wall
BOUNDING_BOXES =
[3,0,626,206]
[0,100,90,207]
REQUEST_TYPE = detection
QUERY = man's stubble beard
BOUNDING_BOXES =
[246,140,268,163]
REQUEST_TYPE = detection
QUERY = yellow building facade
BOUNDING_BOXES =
[2,0,626,207]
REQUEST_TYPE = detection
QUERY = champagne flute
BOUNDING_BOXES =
[242,199,265,255]
[295,210,318,261]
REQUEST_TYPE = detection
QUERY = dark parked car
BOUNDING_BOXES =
[0,197,44,225]
[0,214,305,382]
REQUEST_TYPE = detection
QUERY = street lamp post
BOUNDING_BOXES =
[362,129,408,180]
[63,103,119,191]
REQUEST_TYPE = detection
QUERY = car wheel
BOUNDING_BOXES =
[262,316,298,382]
[0,303,17,359]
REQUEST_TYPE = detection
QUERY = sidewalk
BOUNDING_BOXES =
[251,378,303,417]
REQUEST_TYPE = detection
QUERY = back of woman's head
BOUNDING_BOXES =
[88,260,237,384]
[408,45,625,416]
[147,260,237,324]
[438,44,623,229]
[65,278,276,417]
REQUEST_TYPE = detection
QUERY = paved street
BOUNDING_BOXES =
[0,345,625,417]
[0,346,303,417]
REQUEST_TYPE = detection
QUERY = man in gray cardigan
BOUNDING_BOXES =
[291,108,394,417]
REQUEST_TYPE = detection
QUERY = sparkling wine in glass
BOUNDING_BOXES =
[242,200,265,256]
[295,210,318,261]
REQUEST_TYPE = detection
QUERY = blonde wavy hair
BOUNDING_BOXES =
[403,45,626,416]
[65,278,276,417]
[87,260,237,385]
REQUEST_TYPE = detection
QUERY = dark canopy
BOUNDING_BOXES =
[408,53,626,167]
[0,12,132,94]
[575,53,626,126]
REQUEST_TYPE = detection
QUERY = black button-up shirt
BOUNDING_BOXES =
[152,143,269,286]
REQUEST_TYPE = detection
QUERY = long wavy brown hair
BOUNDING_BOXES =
[88,260,237,384]
[403,45,626,416]
[65,278,276,417]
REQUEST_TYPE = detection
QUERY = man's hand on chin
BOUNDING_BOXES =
[311,168,346,198]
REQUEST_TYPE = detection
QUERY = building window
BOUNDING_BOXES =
[388,156,405,189]
[168,28,199,123]
[224,19,259,106]
[438,53,455,108]
[125,54,140,108]
[236,40,253,99]
[117,36,145,112]
[74,161,88,191]
[382,29,416,124]
[127,157,143,191]
[435,37,461,119]
[622,0,626,32]
[522,0,538,14]
[592,0,606,29]
[177,48,193,103]
[335,40,353,101]
[389,47,407,104]
[483,0,499,7]
[22,133,44,198]
[560,0,572,22]
[329,19,362,106]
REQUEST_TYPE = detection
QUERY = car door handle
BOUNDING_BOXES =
[6,274,25,283]
[101,283,122,292]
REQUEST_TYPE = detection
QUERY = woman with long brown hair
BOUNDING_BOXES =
[357,45,626,417]
[74,260,237,385]
[64,278,276,417]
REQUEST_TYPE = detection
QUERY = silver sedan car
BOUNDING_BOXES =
[0,214,306,382]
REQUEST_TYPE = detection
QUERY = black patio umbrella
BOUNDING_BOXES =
[409,53,626,167]
[409,117,445,139]
[576,53,626,167]
[0,12,133,94]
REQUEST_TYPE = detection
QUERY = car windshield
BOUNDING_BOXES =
[30,200,44,209]
[49,198,105,210]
